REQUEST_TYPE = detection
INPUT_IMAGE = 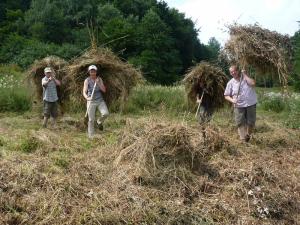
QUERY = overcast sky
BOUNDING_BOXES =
[164,0,300,45]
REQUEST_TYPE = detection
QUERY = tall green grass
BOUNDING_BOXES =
[258,91,300,128]
[0,65,31,112]
[123,85,188,114]
[0,88,31,112]
[260,96,286,113]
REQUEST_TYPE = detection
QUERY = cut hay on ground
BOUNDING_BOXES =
[1,114,300,224]
[183,62,228,110]
[66,48,143,109]
[114,119,230,189]
[222,23,293,87]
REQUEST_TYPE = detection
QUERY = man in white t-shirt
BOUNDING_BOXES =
[224,65,257,142]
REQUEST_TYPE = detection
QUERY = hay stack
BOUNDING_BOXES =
[27,56,69,104]
[183,62,228,110]
[223,24,293,86]
[114,120,229,187]
[67,48,143,109]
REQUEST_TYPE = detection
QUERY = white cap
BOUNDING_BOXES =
[88,65,97,71]
[44,67,52,73]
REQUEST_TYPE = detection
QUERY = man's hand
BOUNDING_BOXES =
[242,71,256,86]
[96,77,103,85]
[86,96,92,101]
[96,77,106,93]
[48,76,54,82]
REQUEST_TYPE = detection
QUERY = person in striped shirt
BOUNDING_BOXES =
[41,67,61,128]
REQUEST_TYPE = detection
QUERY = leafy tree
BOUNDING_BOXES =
[113,0,156,19]
[291,26,300,92]
[207,37,221,61]
[0,0,31,44]
[130,9,182,84]
[25,0,70,43]
[0,0,217,85]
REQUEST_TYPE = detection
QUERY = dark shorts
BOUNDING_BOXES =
[43,101,58,118]
[234,104,256,127]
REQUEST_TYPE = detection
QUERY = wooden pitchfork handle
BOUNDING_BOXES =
[195,90,205,119]
[85,79,97,118]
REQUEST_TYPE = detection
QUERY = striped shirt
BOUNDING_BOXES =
[42,76,58,102]
[224,77,257,108]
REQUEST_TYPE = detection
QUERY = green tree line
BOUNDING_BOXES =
[1,1,299,86]
[0,0,221,84]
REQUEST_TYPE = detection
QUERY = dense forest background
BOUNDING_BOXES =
[0,0,299,86]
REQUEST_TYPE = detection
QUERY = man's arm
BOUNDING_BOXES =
[42,78,50,87]
[97,77,106,93]
[242,70,256,87]
[53,77,61,86]
[83,79,89,100]
[225,95,236,104]
[224,81,236,105]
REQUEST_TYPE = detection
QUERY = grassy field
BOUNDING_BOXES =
[0,67,300,224]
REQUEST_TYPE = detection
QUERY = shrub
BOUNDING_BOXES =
[124,85,188,114]
[0,70,31,112]
[260,95,285,113]
[0,34,82,68]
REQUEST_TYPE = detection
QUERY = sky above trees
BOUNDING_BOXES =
[165,0,300,44]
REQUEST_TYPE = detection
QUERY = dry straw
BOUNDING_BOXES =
[1,116,300,224]
[66,47,143,110]
[114,119,230,189]
[223,23,293,87]
[183,62,228,110]
[27,56,69,105]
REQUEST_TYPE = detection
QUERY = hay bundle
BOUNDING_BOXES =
[114,120,229,187]
[27,56,69,104]
[183,62,228,110]
[67,48,143,108]
[223,24,293,86]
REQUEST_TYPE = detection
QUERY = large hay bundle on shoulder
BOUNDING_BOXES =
[183,62,228,110]
[67,48,143,109]
[223,24,293,87]
[27,56,69,104]
[114,119,230,189]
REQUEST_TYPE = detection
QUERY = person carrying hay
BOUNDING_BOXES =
[42,67,61,128]
[83,65,109,138]
[224,65,257,142]
[195,80,214,124]
[183,62,227,125]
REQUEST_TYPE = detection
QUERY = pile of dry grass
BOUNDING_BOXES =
[1,114,300,224]
[66,47,143,109]
[183,62,228,110]
[27,56,69,104]
[222,23,293,87]
[114,119,230,189]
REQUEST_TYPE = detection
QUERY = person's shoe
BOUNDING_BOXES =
[245,134,251,143]
[42,118,48,128]
[97,121,103,131]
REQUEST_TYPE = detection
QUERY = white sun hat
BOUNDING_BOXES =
[88,65,98,71]
[44,67,52,73]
